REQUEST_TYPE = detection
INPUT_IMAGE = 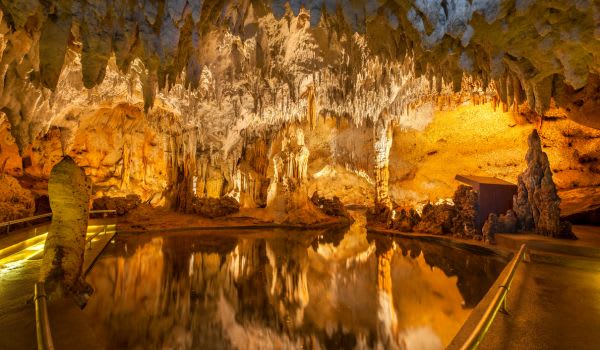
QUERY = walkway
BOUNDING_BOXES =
[479,260,600,349]
[0,220,116,349]
[449,225,600,349]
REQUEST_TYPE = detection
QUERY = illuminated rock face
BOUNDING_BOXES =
[39,157,92,298]
[266,126,326,224]
[0,2,598,224]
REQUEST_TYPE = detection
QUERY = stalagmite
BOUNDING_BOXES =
[39,157,92,301]
[513,130,574,238]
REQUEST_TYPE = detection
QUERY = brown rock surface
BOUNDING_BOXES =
[414,203,456,235]
[92,195,141,216]
[188,196,240,218]
[451,185,479,238]
[0,174,35,221]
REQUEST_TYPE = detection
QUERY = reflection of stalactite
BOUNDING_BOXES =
[375,238,398,346]
[121,135,131,190]
[307,86,317,130]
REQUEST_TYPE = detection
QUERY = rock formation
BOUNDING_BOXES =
[266,126,325,224]
[0,174,35,222]
[188,196,240,218]
[39,157,92,301]
[414,202,456,235]
[451,185,479,239]
[514,130,574,238]
[0,1,597,228]
[92,194,142,216]
[482,213,498,244]
[389,208,421,233]
[374,119,393,208]
[310,191,352,221]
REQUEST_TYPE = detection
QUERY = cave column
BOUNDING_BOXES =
[373,119,393,208]
[39,157,92,300]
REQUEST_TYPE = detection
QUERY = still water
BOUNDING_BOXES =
[84,214,507,350]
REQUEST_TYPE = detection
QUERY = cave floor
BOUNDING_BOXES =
[0,220,116,350]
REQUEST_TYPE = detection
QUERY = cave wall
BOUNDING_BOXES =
[388,101,600,211]
[0,103,181,207]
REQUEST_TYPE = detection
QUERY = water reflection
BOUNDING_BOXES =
[84,212,506,350]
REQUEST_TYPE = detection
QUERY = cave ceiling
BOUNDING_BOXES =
[0,0,599,153]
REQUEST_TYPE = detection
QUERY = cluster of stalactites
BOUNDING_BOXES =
[0,0,598,152]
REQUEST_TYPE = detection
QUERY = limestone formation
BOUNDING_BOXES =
[310,192,352,221]
[414,203,456,235]
[366,204,392,227]
[188,196,240,218]
[389,208,421,233]
[497,210,518,234]
[92,194,142,216]
[39,157,92,301]
[0,174,35,221]
[451,185,479,239]
[482,213,498,244]
[266,126,325,224]
[374,119,393,208]
[514,130,574,238]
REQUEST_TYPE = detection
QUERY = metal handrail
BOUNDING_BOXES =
[86,225,107,249]
[34,282,55,350]
[460,243,527,350]
[0,213,53,228]
[1,210,117,233]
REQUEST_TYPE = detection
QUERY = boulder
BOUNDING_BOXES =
[189,196,240,218]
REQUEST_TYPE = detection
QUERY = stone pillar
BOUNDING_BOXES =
[374,119,393,208]
[513,130,567,237]
[39,157,92,299]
